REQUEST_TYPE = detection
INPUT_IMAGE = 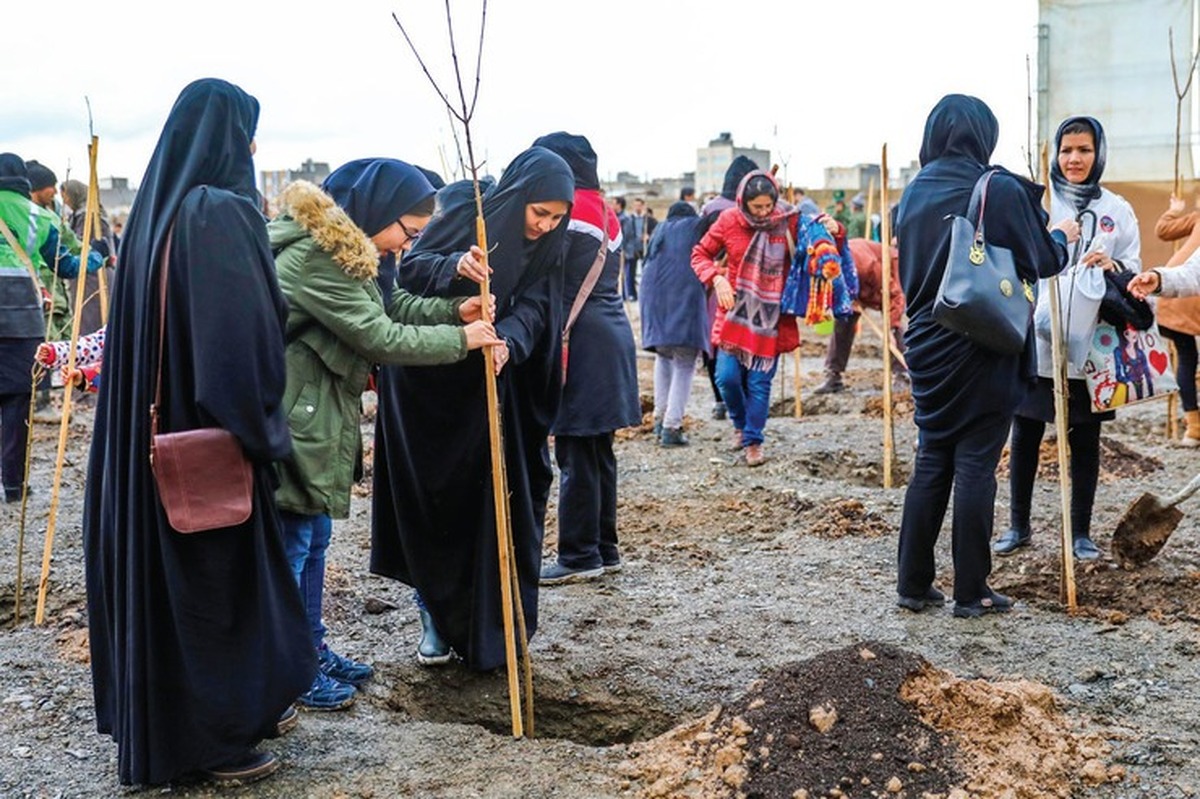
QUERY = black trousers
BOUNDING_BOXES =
[1008,415,1101,541]
[1,391,31,490]
[1160,325,1198,411]
[897,413,1011,604]
[554,434,619,569]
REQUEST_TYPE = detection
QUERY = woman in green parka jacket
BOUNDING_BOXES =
[269,160,497,710]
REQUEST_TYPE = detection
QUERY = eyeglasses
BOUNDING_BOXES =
[399,221,422,243]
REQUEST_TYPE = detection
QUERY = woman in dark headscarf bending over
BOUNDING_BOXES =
[894,94,1075,618]
[82,78,314,786]
[371,146,574,670]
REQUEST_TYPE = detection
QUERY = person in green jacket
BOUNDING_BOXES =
[0,154,101,500]
[270,159,498,710]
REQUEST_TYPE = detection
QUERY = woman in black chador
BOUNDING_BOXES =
[82,78,314,786]
[371,146,574,670]
[894,94,1074,618]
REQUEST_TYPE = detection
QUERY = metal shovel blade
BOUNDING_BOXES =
[1111,492,1184,569]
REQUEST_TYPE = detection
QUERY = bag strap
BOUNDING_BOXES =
[967,169,999,237]
[564,218,611,337]
[0,213,48,297]
[150,228,174,440]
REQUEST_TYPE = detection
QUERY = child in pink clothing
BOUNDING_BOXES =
[35,327,105,393]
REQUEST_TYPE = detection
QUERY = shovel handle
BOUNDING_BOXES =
[1167,472,1200,508]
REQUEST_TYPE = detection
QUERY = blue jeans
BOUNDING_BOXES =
[715,350,777,447]
[281,511,332,648]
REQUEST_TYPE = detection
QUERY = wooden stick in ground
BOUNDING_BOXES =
[36,136,99,625]
[1041,140,1077,610]
[393,1,528,737]
[863,176,875,240]
[879,145,896,489]
[89,172,110,326]
[1167,342,1179,440]
[500,457,533,734]
[13,364,44,626]
[858,309,908,371]
[793,331,802,418]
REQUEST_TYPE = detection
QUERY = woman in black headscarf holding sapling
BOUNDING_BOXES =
[82,79,314,786]
[894,94,1076,619]
[371,146,574,669]
[270,158,498,710]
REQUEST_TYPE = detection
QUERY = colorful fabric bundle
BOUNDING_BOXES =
[780,216,859,324]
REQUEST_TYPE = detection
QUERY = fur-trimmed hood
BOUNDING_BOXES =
[273,180,379,280]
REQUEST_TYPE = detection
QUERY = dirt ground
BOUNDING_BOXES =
[4,311,1200,798]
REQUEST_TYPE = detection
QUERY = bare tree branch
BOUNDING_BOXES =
[469,0,487,118]
[1169,27,1200,195]
[447,105,467,178]
[392,12,462,121]
[444,0,471,123]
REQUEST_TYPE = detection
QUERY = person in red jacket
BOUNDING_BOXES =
[692,170,841,466]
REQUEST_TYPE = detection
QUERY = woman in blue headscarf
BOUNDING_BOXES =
[83,78,313,786]
[894,94,1074,619]
[269,158,498,708]
[371,146,574,671]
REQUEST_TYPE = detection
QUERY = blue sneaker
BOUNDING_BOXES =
[296,671,356,711]
[317,645,374,687]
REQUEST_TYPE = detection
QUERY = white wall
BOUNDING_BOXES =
[1040,0,1196,182]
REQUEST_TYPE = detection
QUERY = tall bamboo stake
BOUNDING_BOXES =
[36,136,99,625]
[13,365,42,625]
[394,1,530,737]
[863,176,875,241]
[1042,141,1076,611]
[879,146,896,488]
[89,168,109,326]
[858,309,907,370]
[792,344,802,418]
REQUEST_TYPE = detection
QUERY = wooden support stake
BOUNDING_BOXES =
[36,136,100,625]
[793,329,802,419]
[477,212,524,737]
[879,145,896,488]
[863,176,875,241]
[1041,140,1077,611]
[13,366,42,626]
[393,1,530,736]
[1167,342,1179,440]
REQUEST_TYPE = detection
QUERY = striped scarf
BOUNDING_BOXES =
[720,215,793,371]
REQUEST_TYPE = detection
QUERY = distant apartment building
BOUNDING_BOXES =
[260,158,331,211]
[823,163,882,193]
[99,176,136,218]
[695,133,770,196]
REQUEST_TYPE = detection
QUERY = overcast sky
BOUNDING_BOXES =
[3,0,1042,191]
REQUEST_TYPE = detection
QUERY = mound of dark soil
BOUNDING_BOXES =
[623,642,1119,799]
[738,642,960,798]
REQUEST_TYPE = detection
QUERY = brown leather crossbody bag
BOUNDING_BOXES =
[149,228,253,533]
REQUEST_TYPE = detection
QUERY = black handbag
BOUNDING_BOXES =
[932,170,1034,355]
[1099,267,1154,331]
